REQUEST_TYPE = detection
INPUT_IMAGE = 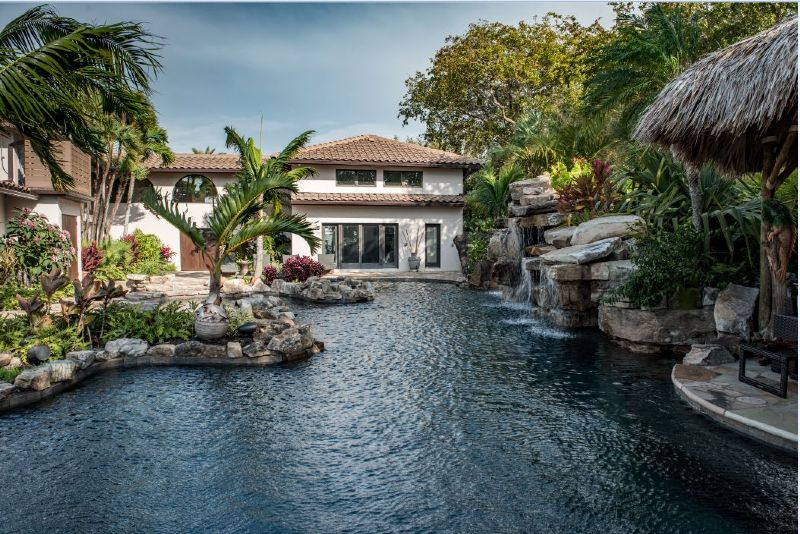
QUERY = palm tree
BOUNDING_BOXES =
[0,5,161,190]
[143,129,320,303]
[467,165,525,220]
[192,146,216,154]
[223,126,317,275]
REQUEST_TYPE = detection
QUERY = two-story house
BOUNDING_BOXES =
[131,135,480,272]
[0,129,92,279]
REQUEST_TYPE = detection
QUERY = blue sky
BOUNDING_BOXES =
[1,2,614,153]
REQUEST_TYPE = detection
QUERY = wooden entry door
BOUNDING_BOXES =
[180,231,211,271]
[61,215,79,280]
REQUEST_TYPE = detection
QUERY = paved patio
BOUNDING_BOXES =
[672,360,797,452]
[324,270,464,284]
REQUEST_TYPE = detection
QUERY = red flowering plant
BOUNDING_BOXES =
[3,209,75,285]
[82,241,104,275]
[121,233,140,262]
[555,159,618,217]
[262,264,279,286]
[282,256,324,282]
[160,245,176,261]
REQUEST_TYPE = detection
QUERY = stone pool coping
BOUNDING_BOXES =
[671,363,798,453]
[0,348,318,414]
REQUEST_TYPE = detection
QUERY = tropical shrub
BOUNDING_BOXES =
[94,232,175,280]
[225,306,254,337]
[282,256,324,282]
[95,301,194,344]
[82,241,104,275]
[0,314,85,360]
[549,158,592,191]
[555,159,619,216]
[607,225,709,308]
[160,245,176,261]
[262,265,279,286]
[465,165,525,219]
[2,209,74,285]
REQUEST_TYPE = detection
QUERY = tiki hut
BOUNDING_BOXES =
[634,16,798,333]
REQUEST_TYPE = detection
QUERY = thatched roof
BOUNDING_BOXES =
[634,16,798,176]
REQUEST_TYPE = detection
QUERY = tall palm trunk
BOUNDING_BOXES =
[254,209,265,277]
[122,172,136,235]
[685,166,703,232]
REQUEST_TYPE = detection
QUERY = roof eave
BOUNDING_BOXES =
[289,158,481,170]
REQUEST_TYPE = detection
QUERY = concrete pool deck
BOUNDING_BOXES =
[672,361,797,452]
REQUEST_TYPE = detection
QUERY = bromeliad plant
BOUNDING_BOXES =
[143,128,321,303]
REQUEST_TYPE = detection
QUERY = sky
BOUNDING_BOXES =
[0,2,615,153]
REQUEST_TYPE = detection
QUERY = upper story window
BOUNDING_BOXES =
[384,170,423,187]
[173,174,218,203]
[112,178,156,203]
[336,169,376,186]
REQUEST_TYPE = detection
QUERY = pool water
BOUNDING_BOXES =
[0,282,796,533]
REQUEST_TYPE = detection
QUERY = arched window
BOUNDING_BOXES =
[111,178,156,203]
[173,175,218,203]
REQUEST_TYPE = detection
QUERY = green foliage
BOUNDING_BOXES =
[466,165,525,219]
[225,306,254,337]
[132,230,162,264]
[608,225,710,308]
[96,302,194,345]
[0,315,27,355]
[0,314,86,360]
[2,209,75,285]
[0,367,22,383]
[399,15,607,155]
[94,232,174,280]
[549,159,592,191]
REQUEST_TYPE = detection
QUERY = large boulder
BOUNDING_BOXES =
[543,226,576,248]
[26,345,51,365]
[241,341,282,362]
[0,382,15,400]
[598,304,716,352]
[540,237,621,265]
[226,342,243,359]
[0,352,12,367]
[174,341,226,359]
[509,175,553,201]
[146,344,176,358]
[487,229,521,261]
[714,284,759,338]
[49,360,79,383]
[570,215,645,246]
[65,350,99,369]
[3,357,22,370]
[509,202,559,217]
[683,344,735,366]
[267,325,315,358]
[103,338,149,359]
[14,366,52,391]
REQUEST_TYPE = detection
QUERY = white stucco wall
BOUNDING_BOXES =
[110,171,236,270]
[290,204,463,272]
[296,164,463,195]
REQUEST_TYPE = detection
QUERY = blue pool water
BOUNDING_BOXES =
[0,282,795,533]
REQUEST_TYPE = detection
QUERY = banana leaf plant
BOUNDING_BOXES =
[16,294,45,329]
[39,268,69,309]
[60,275,126,340]
[143,129,321,303]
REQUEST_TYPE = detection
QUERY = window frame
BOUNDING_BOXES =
[336,169,377,187]
[173,174,218,204]
[383,170,423,188]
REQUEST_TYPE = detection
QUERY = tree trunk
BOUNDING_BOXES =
[685,167,703,233]
[122,172,136,236]
[254,208,265,277]
[758,137,778,333]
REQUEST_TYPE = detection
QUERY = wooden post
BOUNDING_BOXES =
[758,136,777,333]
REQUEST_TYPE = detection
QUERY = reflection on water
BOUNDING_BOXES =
[0,282,795,533]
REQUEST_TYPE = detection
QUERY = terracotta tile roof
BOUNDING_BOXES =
[291,192,464,206]
[0,180,36,198]
[148,135,481,171]
[290,135,482,168]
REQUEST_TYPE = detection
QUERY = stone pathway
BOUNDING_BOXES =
[672,361,797,452]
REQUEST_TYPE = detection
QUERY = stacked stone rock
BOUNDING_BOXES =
[523,214,645,328]
[271,276,374,303]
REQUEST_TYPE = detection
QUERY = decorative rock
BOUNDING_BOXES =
[516,212,567,228]
[540,237,622,265]
[509,202,559,217]
[525,244,556,256]
[26,345,51,365]
[598,304,716,352]
[3,357,22,370]
[0,382,15,399]
[242,341,281,361]
[0,352,12,367]
[226,341,243,359]
[273,276,373,304]
[66,350,98,369]
[543,226,576,248]
[267,325,314,357]
[714,284,759,339]
[509,175,553,201]
[174,341,226,359]
[570,215,645,246]
[14,366,52,391]
[221,278,253,295]
[683,344,735,366]
[49,360,79,383]
[146,344,176,358]
[703,287,720,307]
[238,322,258,336]
[104,338,149,359]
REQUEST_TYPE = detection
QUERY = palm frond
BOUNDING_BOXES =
[141,189,204,248]
[226,213,320,255]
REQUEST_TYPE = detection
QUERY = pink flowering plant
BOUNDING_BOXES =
[282,256,324,282]
[3,209,74,285]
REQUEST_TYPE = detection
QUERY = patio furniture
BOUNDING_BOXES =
[739,314,798,398]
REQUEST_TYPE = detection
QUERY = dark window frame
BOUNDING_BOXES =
[336,169,377,187]
[425,223,441,268]
[321,222,399,268]
[173,174,218,203]
[383,170,423,188]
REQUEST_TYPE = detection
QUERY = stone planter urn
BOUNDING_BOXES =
[408,254,421,271]
[194,303,228,340]
[237,260,251,276]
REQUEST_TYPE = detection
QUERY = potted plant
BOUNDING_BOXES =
[235,242,255,276]
[403,227,423,271]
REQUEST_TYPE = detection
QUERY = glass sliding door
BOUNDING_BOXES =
[361,224,381,266]
[324,223,398,269]
[425,224,441,267]
[341,224,360,267]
